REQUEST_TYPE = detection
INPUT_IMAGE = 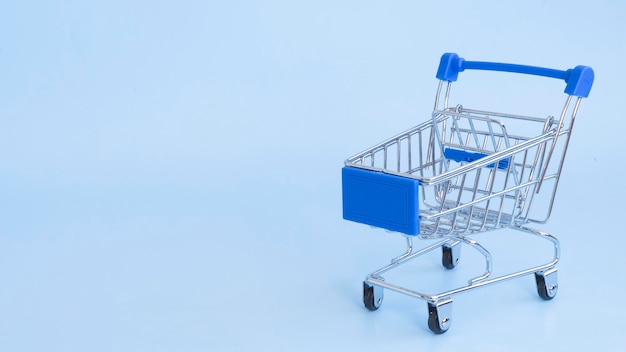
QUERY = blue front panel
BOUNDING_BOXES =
[342,167,419,236]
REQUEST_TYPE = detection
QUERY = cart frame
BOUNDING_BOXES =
[342,53,593,333]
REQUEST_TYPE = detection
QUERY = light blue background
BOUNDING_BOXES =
[1,1,624,351]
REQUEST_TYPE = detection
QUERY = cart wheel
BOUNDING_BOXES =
[535,268,558,300]
[363,282,383,311]
[442,242,461,269]
[427,299,453,334]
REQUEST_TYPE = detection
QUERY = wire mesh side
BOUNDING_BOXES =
[345,118,442,180]
[419,135,553,238]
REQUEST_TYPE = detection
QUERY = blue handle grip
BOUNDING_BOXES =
[436,53,594,98]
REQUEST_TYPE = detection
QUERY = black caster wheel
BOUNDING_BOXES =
[535,268,558,300]
[427,299,453,334]
[428,299,452,335]
[363,282,383,311]
[442,242,461,269]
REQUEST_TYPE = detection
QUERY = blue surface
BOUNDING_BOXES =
[1,1,625,351]
[342,167,419,235]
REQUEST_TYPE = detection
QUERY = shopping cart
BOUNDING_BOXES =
[342,53,593,334]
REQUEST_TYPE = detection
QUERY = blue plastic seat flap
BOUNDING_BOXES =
[443,148,510,170]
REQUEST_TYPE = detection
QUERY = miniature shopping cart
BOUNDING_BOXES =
[342,53,593,334]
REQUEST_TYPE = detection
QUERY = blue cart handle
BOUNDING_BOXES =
[436,53,594,98]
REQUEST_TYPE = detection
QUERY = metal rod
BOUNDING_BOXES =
[365,226,559,302]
